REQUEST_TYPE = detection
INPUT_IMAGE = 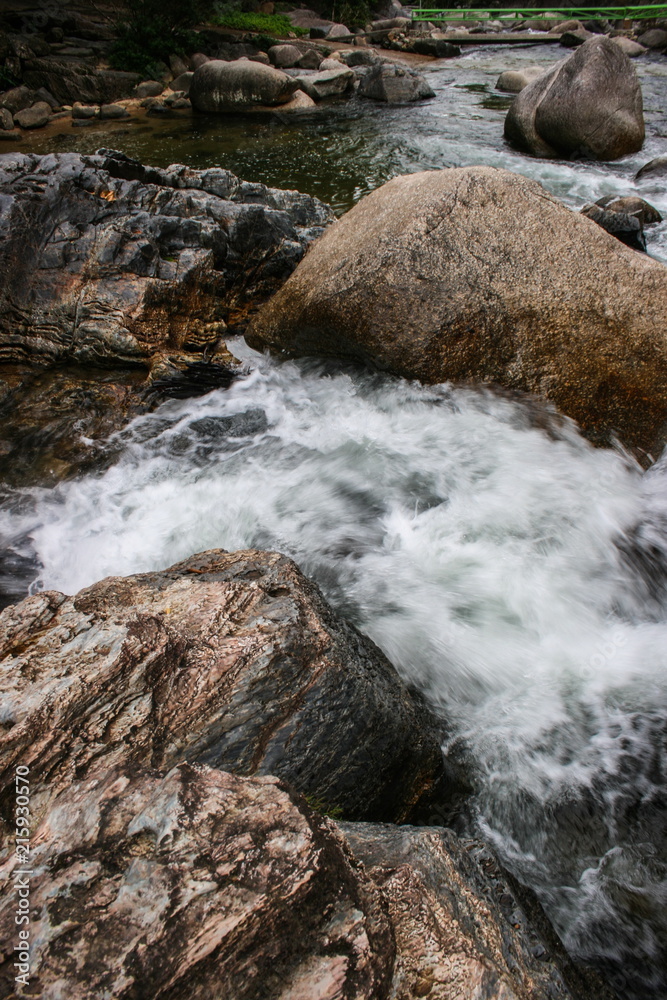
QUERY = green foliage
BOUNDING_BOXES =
[335,0,370,28]
[304,794,345,820]
[110,0,216,76]
[212,8,308,35]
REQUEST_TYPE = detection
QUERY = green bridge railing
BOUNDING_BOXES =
[411,5,667,20]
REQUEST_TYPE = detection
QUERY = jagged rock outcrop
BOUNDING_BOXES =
[0,149,333,367]
[505,36,644,160]
[0,548,449,827]
[0,765,617,999]
[246,166,667,455]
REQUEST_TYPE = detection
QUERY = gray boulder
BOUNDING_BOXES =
[136,80,164,98]
[246,166,667,455]
[496,65,545,92]
[340,48,382,66]
[637,28,667,49]
[411,38,461,57]
[580,202,646,252]
[294,66,354,100]
[99,103,129,120]
[0,108,13,130]
[560,27,593,46]
[0,149,333,367]
[295,47,322,69]
[326,22,353,37]
[13,101,51,129]
[268,43,302,68]
[0,85,35,114]
[505,36,644,160]
[170,71,193,95]
[190,58,298,110]
[595,194,662,225]
[359,63,435,103]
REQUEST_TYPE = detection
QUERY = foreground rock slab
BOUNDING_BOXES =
[0,150,333,367]
[0,765,616,999]
[505,36,644,160]
[0,549,448,826]
[0,766,394,999]
[246,167,667,455]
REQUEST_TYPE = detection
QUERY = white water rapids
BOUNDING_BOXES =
[3,342,667,995]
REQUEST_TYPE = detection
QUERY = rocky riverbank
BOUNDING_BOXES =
[0,548,619,999]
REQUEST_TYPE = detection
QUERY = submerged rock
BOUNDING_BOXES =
[0,149,333,367]
[505,36,644,160]
[0,548,449,825]
[246,166,667,455]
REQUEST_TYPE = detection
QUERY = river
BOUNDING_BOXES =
[2,41,667,997]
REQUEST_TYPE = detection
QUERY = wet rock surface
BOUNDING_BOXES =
[0,765,394,1000]
[0,149,333,368]
[246,166,667,456]
[0,762,618,1000]
[0,548,449,826]
[338,821,619,1000]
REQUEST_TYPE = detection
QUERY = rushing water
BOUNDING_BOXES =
[3,342,667,996]
[3,40,667,998]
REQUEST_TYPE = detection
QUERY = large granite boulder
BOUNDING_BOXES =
[0,149,333,367]
[0,548,449,825]
[246,167,667,455]
[189,58,298,110]
[505,36,644,160]
[359,63,435,102]
[0,764,616,999]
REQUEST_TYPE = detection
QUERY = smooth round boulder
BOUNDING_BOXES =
[268,43,302,68]
[246,167,667,454]
[189,58,298,111]
[496,66,545,93]
[505,36,644,160]
[637,28,667,49]
[611,36,646,58]
[136,80,164,98]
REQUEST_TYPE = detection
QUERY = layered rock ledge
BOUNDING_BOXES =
[0,149,334,368]
[0,548,449,827]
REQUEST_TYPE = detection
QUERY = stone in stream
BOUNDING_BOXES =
[496,65,545,92]
[0,149,333,367]
[636,154,667,181]
[411,37,462,57]
[12,101,50,129]
[189,58,299,110]
[505,36,644,161]
[246,166,667,456]
[580,203,646,252]
[293,66,355,100]
[637,28,667,49]
[611,36,646,58]
[595,194,662,226]
[0,548,451,826]
[359,63,435,102]
[0,762,619,999]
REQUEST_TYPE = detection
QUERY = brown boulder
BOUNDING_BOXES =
[246,167,667,454]
[0,548,449,826]
[505,36,644,161]
[13,101,51,129]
